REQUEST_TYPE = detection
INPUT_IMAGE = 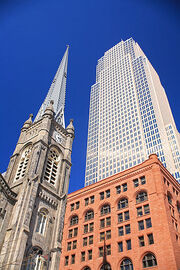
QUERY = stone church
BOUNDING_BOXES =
[0,46,74,269]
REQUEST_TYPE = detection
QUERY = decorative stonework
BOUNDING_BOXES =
[0,174,17,204]
[38,189,58,209]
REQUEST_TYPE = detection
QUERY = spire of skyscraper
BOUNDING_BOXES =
[34,45,69,127]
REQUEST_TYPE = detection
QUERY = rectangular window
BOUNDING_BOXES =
[89,222,94,232]
[72,240,77,249]
[85,198,89,206]
[100,232,105,241]
[137,207,143,217]
[65,256,69,266]
[89,235,93,245]
[90,195,94,204]
[100,219,105,228]
[81,251,85,262]
[84,224,88,233]
[100,192,104,200]
[122,183,127,192]
[133,179,139,187]
[126,239,131,250]
[116,185,121,194]
[146,218,152,228]
[106,230,111,239]
[71,203,74,211]
[67,242,71,251]
[83,237,87,246]
[68,229,73,238]
[76,201,80,209]
[144,204,150,215]
[138,220,144,230]
[147,233,154,245]
[124,211,130,220]
[139,236,145,247]
[74,228,78,237]
[88,249,92,260]
[106,245,111,255]
[118,226,124,236]
[125,224,131,234]
[106,217,111,226]
[71,254,75,264]
[99,247,103,257]
[140,176,146,185]
[118,213,123,223]
[106,189,110,198]
[118,241,123,252]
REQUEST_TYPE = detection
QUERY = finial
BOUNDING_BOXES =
[21,113,33,130]
[70,119,73,123]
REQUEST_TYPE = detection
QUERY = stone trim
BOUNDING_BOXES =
[0,173,17,203]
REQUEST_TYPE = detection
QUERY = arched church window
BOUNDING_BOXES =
[43,148,60,185]
[15,145,32,181]
[26,247,46,270]
[36,210,48,235]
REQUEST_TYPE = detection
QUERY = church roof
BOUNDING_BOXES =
[34,46,69,127]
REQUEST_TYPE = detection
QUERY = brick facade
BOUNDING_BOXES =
[60,154,180,270]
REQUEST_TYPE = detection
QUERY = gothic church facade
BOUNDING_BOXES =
[0,47,74,270]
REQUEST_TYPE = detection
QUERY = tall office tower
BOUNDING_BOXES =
[85,38,180,186]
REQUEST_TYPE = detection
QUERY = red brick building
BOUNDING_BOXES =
[59,154,180,270]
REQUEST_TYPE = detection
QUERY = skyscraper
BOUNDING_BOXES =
[85,38,180,186]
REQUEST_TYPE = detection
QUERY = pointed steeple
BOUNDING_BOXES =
[34,46,69,127]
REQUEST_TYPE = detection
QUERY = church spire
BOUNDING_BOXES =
[34,46,69,127]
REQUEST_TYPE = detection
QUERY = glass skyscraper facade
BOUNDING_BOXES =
[85,38,180,186]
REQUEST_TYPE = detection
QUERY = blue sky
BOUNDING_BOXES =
[0,0,180,193]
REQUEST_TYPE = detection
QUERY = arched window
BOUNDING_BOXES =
[118,198,128,210]
[136,192,148,204]
[100,263,111,270]
[85,210,94,221]
[26,247,46,270]
[70,215,79,226]
[101,204,111,216]
[15,145,32,181]
[83,267,91,270]
[142,253,157,268]
[120,258,133,270]
[36,210,48,235]
[43,148,60,185]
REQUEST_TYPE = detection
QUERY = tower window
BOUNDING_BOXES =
[36,210,48,235]
[26,247,46,270]
[15,146,32,181]
[43,148,60,185]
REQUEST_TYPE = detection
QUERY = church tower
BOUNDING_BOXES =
[0,46,74,270]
